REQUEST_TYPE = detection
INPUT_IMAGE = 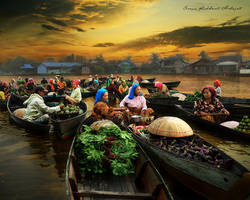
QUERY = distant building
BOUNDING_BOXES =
[37,62,81,74]
[184,58,215,74]
[160,56,189,73]
[20,64,35,74]
[215,61,239,74]
[81,66,90,74]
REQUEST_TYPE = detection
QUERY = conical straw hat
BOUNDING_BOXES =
[147,116,193,137]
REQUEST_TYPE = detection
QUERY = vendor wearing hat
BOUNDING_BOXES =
[23,86,64,123]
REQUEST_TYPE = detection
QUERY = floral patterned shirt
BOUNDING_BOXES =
[194,97,226,115]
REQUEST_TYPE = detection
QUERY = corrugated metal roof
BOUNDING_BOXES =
[41,62,81,68]
[20,64,33,69]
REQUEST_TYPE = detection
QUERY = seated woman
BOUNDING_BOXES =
[120,84,154,122]
[153,81,170,96]
[194,85,229,123]
[106,78,122,100]
[46,79,55,94]
[26,78,36,94]
[119,80,129,97]
[91,88,125,124]
[63,80,82,105]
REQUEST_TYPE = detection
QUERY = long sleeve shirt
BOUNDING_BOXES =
[120,95,147,111]
[70,87,82,103]
[23,94,60,121]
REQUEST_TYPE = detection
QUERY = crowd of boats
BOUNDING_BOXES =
[0,74,250,200]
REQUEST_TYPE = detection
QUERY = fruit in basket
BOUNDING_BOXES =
[235,115,250,132]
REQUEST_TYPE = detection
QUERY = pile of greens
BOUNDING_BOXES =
[53,104,81,119]
[75,125,138,176]
[185,91,202,102]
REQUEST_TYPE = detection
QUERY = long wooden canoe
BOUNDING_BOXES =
[66,122,174,200]
[140,81,181,89]
[127,128,250,200]
[7,93,50,133]
[50,101,87,140]
[0,99,7,111]
[174,105,250,141]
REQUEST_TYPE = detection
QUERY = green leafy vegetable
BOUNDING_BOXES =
[75,125,138,176]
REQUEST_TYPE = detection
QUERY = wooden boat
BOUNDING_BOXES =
[0,99,7,111]
[50,101,87,140]
[174,105,250,141]
[7,93,50,133]
[163,81,181,90]
[146,78,156,83]
[140,81,181,90]
[127,127,250,200]
[81,91,96,98]
[66,122,174,200]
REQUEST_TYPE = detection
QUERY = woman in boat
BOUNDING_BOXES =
[153,81,170,96]
[119,80,129,96]
[57,77,67,95]
[23,86,64,123]
[214,80,222,97]
[106,78,122,100]
[91,88,125,124]
[194,85,229,122]
[47,79,55,94]
[136,75,143,82]
[26,78,36,94]
[63,80,82,105]
[120,84,154,122]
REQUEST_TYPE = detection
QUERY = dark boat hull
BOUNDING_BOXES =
[81,91,96,98]
[129,130,250,200]
[7,94,50,133]
[175,105,250,141]
[140,81,181,89]
[0,99,7,111]
[66,122,173,200]
[51,101,87,140]
[146,78,156,83]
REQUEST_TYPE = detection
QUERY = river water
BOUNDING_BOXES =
[0,74,249,199]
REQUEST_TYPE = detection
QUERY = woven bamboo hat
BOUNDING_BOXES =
[147,116,193,137]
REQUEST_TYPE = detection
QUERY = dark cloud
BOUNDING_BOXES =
[93,43,115,47]
[70,14,88,20]
[218,16,240,26]
[208,49,241,55]
[41,24,63,31]
[47,18,67,26]
[115,24,250,51]
[74,27,86,32]
[90,28,95,30]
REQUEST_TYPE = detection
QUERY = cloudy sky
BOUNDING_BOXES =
[0,0,249,63]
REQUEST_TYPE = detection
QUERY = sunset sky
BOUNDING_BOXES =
[0,0,250,64]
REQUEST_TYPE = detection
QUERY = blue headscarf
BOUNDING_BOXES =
[94,88,108,105]
[128,84,142,99]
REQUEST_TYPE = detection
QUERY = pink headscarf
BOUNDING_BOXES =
[2,81,8,87]
[28,78,34,83]
[154,81,163,90]
[49,79,54,84]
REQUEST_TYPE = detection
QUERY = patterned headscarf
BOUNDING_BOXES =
[128,84,142,99]
[214,80,221,87]
[72,80,79,88]
[202,85,216,99]
[49,79,54,84]
[94,88,108,105]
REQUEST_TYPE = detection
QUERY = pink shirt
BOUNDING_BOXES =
[120,95,147,110]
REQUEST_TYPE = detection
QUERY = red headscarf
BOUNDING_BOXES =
[154,81,163,90]
[72,80,79,88]
[28,78,34,83]
[2,81,8,87]
[202,85,216,98]
[48,79,55,92]
[214,80,221,87]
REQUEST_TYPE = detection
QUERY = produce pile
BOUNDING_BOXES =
[139,129,233,169]
[75,125,138,176]
[185,91,202,102]
[53,104,81,120]
[81,88,89,93]
[235,115,250,133]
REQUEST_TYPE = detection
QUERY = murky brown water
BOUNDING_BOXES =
[0,75,249,199]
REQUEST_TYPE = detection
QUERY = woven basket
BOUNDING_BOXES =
[147,116,193,137]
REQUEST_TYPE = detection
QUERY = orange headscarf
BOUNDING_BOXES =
[214,80,221,87]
